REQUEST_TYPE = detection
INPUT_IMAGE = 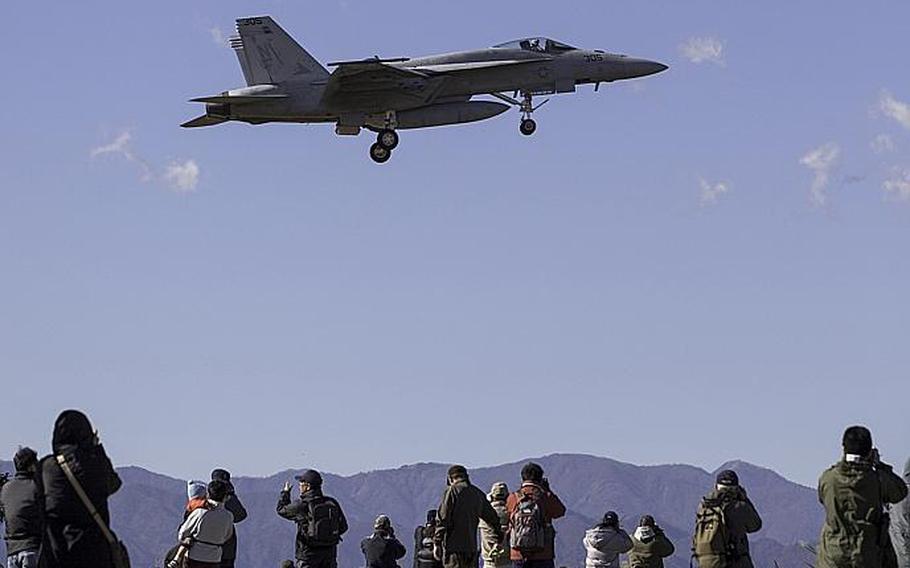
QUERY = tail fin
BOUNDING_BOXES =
[231,16,329,85]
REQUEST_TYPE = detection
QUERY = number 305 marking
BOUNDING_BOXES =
[584,54,604,63]
[238,18,263,26]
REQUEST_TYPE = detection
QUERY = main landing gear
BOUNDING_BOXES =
[369,112,400,164]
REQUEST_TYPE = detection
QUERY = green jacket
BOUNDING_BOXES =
[628,526,674,568]
[817,459,909,568]
[701,487,762,568]
[435,476,503,556]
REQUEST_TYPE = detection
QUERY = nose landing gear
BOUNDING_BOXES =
[491,91,549,137]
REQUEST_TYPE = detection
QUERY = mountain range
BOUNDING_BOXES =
[0,454,821,568]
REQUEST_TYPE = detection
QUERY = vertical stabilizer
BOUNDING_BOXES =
[231,16,329,86]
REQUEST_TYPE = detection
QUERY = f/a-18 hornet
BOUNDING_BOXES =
[183,16,668,163]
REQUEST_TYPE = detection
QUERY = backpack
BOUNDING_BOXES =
[306,496,343,546]
[691,498,731,568]
[510,491,548,553]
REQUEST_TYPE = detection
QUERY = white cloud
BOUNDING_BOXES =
[210,27,227,46]
[90,131,152,182]
[163,160,200,193]
[880,91,910,130]
[799,142,840,207]
[883,167,910,202]
[871,133,895,154]
[698,177,731,206]
[92,131,201,193]
[680,37,725,65]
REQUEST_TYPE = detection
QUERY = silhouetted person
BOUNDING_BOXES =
[211,468,247,568]
[362,515,407,568]
[1,447,43,568]
[415,509,442,568]
[277,469,348,568]
[39,409,122,568]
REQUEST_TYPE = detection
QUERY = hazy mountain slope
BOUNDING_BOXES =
[0,455,825,568]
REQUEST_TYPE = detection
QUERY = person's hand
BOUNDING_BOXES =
[540,477,551,492]
[283,481,292,493]
[433,544,443,562]
[870,448,882,466]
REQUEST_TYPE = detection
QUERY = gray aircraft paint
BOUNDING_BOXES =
[182,16,667,161]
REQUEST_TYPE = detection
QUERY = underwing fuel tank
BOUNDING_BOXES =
[394,101,510,130]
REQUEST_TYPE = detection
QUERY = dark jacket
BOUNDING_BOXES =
[0,471,44,555]
[818,458,909,568]
[277,488,349,560]
[505,482,567,561]
[362,531,407,568]
[701,487,762,568]
[628,526,675,568]
[414,523,441,568]
[40,410,123,568]
[435,476,503,556]
[890,458,910,568]
[221,482,248,561]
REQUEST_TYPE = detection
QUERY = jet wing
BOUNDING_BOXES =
[322,61,445,112]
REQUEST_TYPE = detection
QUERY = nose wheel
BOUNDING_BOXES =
[490,91,549,137]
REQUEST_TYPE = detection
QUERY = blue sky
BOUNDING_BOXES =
[1,1,909,487]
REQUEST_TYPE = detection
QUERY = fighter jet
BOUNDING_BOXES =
[183,16,668,163]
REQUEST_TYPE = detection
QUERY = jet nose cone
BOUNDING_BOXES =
[625,58,669,78]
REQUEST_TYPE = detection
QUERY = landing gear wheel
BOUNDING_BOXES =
[520,118,537,136]
[370,142,392,164]
[377,129,399,150]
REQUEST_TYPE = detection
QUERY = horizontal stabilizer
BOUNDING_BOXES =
[180,115,228,128]
[189,94,288,104]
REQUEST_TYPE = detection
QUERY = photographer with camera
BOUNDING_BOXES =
[1,448,43,568]
[362,515,407,568]
[817,425,908,568]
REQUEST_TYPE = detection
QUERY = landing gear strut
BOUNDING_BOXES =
[519,92,538,136]
[368,111,399,163]
[490,91,549,137]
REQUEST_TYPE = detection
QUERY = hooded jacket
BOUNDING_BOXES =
[40,410,123,568]
[888,458,910,568]
[627,525,675,568]
[817,457,908,568]
[435,476,503,556]
[583,524,633,568]
[0,471,44,555]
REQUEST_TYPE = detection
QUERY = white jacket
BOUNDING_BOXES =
[178,501,235,563]
[583,526,633,568]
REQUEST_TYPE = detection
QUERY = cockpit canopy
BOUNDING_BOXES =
[493,38,577,54]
